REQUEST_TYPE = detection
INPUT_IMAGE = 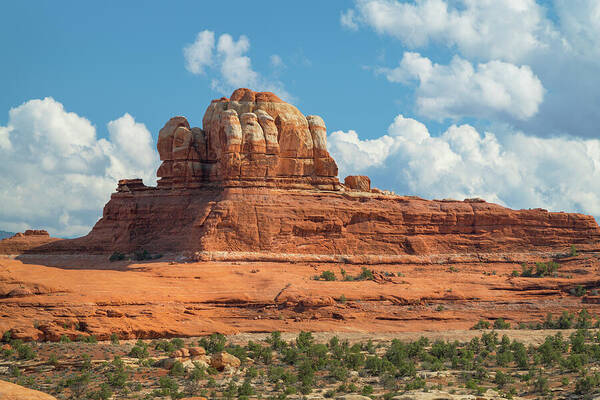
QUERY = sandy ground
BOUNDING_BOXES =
[1,252,600,341]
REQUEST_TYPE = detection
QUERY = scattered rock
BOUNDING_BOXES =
[344,175,371,192]
[189,346,206,356]
[157,357,178,370]
[210,352,241,370]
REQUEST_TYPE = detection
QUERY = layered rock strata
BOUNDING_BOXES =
[30,88,600,256]
[155,88,338,190]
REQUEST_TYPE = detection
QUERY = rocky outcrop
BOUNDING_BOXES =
[210,352,241,370]
[155,88,339,190]
[344,175,370,192]
[24,88,600,257]
[0,230,61,254]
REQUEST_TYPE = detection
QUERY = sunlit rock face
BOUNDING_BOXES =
[156,88,339,190]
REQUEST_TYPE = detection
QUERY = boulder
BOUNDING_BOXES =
[344,175,371,192]
[157,357,179,369]
[210,351,241,370]
[189,346,206,356]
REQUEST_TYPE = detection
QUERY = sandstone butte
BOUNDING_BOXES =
[13,88,600,258]
[1,88,600,341]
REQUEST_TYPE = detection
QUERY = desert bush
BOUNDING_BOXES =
[317,270,336,281]
[158,375,180,398]
[570,244,578,257]
[170,360,185,377]
[155,339,176,353]
[266,331,287,351]
[471,319,491,330]
[343,267,374,281]
[106,357,128,388]
[15,342,36,360]
[571,285,587,297]
[493,318,511,329]
[576,309,593,329]
[65,372,91,398]
[129,339,149,359]
[109,252,125,262]
[134,249,152,261]
[110,332,119,345]
[199,333,226,354]
[575,373,600,395]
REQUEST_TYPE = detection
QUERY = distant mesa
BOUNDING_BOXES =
[3,88,600,258]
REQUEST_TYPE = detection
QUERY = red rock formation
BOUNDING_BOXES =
[345,175,371,192]
[0,230,60,254]
[28,88,600,257]
[155,88,339,190]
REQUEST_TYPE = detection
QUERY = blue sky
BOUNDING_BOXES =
[1,0,600,236]
[0,1,417,138]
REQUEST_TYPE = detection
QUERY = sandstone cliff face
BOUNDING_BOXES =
[51,187,599,256]
[28,88,600,257]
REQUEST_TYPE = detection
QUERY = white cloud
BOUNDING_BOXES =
[340,9,359,30]
[329,115,600,218]
[0,98,159,237]
[183,30,215,74]
[345,0,556,62]
[379,52,544,121]
[184,31,291,100]
[270,54,284,68]
[555,0,600,59]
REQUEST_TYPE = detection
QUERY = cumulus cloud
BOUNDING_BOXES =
[270,54,284,68]
[555,0,600,59]
[329,115,600,218]
[0,98,159,237]
[183,31,290,100]
[340,9,359,30]
[183,30,215,74]
[343,0,556,62]
[378,52,544,120]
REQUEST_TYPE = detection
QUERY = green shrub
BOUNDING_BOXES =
[576,309,593,329]
[571,285,587,297]
[471,320,491,330]
[110,333,119,345]
[129,340,149,359]
[570,245,578,257]
[158,375,180,398]
[134,249,152,261]
[199,333,226,354]
[171,337,184,349]
[65,372,91,398]
[170,360,185,376]
[15,342,36,360]
[107,357,128,388]
[318,270,336,281]
[575,373,600,395]
[266,331,285,350]
[238,379,255,396]
[109,252,125,262]
[494,370,510,388]
[493,318,511,330]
